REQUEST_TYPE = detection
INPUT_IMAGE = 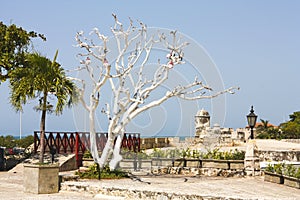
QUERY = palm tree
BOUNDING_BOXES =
[260,119,270,129]
[256,119,270,139]
[9,50,77,163]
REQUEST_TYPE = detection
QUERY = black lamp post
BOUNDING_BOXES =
[247,106,258,140]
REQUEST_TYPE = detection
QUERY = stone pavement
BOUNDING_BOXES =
[0,171,95,200]
[1,164,300,200]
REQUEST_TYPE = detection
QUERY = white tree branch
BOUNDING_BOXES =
[71,14,239,170]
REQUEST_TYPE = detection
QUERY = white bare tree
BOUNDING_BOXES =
[70,15,238,170]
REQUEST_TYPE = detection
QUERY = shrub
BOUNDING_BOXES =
[121,149,150,159]
[265,163,285,175]
[202,148,245,160]
[17,135,34,148]
[83,150,93,159]
[265,164,274,173]
[265,163,300,178]
[180,148,191,158]
[274,163,285,175]
[149,148,181,158]
[284,164,296,177]
[76,164,128,179]
[294,167,300,179]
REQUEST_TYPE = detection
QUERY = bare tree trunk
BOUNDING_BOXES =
[109,134,123,170]
[89,108,101,165]
[99,133,115,168]
[39,93,47,163]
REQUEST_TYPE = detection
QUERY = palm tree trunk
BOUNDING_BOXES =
[39,93,47,163]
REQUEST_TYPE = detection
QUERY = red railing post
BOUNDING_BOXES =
[62,133,68,153]
[128,134,132,150]
[133,134,137,152]
[75,132,81,168]
[138,133,141,152]
[69,133,75,153]
[33,131,140,165]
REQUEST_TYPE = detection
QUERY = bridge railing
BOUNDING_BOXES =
[33,131,140,167]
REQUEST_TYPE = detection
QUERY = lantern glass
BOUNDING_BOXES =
[247,106,257,128]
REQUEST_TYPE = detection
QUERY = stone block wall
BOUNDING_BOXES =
[258,150,300,162]
[140,137,179,149]
[119,159,152,171]
[151,166,245,177]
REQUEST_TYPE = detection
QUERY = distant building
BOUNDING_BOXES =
[194,109,210,138]
[194,109,253,145]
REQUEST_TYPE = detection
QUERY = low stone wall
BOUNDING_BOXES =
[258,150,300,162]
[281,139,300,144]
[118,159,152,171]
[82,158,245,176]
[140,137,180,149]
[151,166,245,177]
[150,159,245,177]
[151,158,244,170]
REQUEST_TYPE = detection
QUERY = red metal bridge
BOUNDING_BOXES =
[33,131,140,168]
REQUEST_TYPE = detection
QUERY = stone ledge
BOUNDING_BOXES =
[61,181,227,200]
[59,174,79,182]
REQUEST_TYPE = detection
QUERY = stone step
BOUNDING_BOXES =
[59,174,79,182]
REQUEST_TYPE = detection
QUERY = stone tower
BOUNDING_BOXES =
[195,109,210,138]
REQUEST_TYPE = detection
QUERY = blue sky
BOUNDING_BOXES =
[1,1,300,137]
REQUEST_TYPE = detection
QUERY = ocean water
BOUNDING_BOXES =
[13,135,31,140]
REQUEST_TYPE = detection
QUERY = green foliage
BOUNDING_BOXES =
[83,148,244,162]
[180,148,191,158]
[266,163,300,179]
[295,168,300,179]
[202,148,245,160]
[148,148,244,160]
[202,148,220,159]
[149,148,182,158]
[284,164,296,177]
[0,135,33,148]
[256,119,283,139]
[9,51,78,163]
[283,164,300,179]
[256,113,300,139]
[0,21,45,83]
[9,51,78,114]
[191,149,201,159]
[121,149,150,159]
[279,111,300,139]
[76,164,128,179]
[274,163,285,174]
[265,164,274,173]
[150,148,164,158]
[265,163,285,175]
[83,149,151,160]
[83,150,93,159]
[0,135,16,148]
[256,127,282,139]
[17,135,34,148]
